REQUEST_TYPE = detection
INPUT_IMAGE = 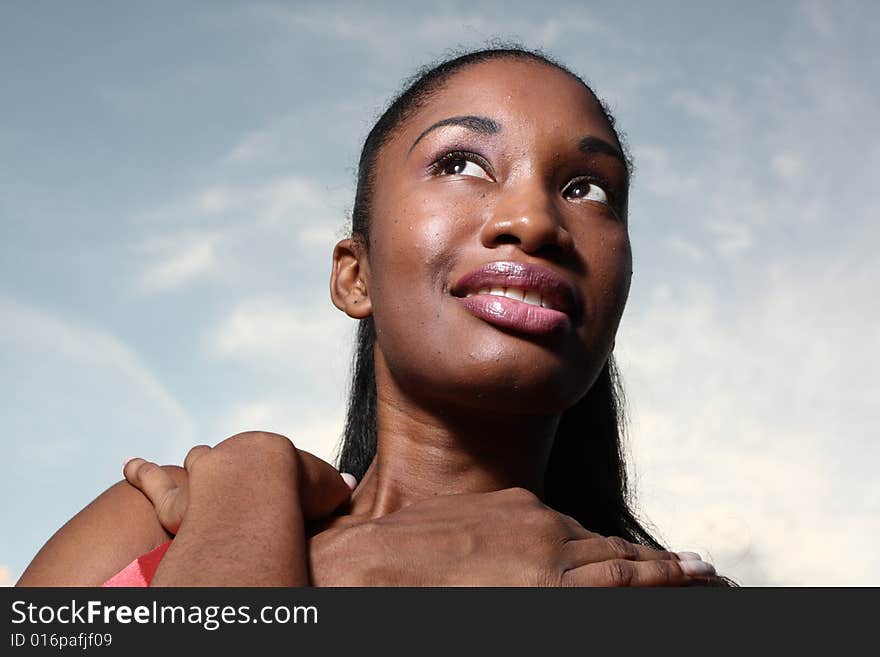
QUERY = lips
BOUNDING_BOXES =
[450,261,581,335]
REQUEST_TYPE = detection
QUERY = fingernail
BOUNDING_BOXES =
[680,559,716,577]
[676,551,703,561]
[340,472,358,490]
[123,456,137,467]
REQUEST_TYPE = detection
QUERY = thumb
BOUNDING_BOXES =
[295,448,355,520]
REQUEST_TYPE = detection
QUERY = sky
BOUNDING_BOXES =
[2,1,877,586]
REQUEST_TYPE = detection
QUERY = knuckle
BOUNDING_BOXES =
[136,461,160,481]
[502,486,540,505]
[648,559,679,585]
[556,513,582,530]
[537,508,566,533]
[184,446,210,472]
[231,430,292,446]
[535,565,565,587]
[185,444,210,459]
[551,513,590,542]
[653,549,677,561]
[606,559,635,587]
[605,535,638,560]
[521,506,553,532]
[220,431,297,458]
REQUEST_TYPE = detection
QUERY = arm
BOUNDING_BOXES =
[18,432,351,587]
[16,466,187,587]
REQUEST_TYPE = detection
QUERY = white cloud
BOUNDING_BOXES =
[209,296,351,364]
[204,297,355,458]
[0,297,197,581]
[220,129,277,165]
[662,235,705,262]
[137,235,219,294]
[251,4,612,60]
[635,145,702,199]
[706,219,752,258]
[142,176,335,227]
[132,175,349,294]
[801,0,835,38]
[0,297,195,451]
[616,4,880,584]
[222,401,346,465]
[771,153,803,180]
[618,248,880,585]
[255,4,393,52]
[195,178,330,225]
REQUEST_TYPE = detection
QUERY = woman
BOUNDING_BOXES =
[17,46,731,587]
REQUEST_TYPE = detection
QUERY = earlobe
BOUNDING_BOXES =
[330,237,372,319]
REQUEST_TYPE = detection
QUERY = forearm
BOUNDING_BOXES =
[16,478,175,587]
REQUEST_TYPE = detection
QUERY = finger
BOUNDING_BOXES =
[123,458,178,509]
[562,535,679,568]
[123,457,186,534]
[295,449,354,520]
[563,556,716,587]
[184,445,212,471]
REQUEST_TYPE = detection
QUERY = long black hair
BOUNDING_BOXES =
[336,47,733,582]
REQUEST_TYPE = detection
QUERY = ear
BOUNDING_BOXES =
[330,236,372,319]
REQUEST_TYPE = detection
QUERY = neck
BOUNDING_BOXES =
[348,373,560,520]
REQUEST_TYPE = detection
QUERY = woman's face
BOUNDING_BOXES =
[353,58,631,415]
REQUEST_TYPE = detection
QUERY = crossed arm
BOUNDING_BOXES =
[17,431,718,587]
[17,432,348,587]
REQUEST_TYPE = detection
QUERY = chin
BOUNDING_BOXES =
[423,360,597,417]
[379,325,610,416]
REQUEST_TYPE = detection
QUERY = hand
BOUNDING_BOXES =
[308,487,716,586]
[126,431,360,585]
[123,432,358,536]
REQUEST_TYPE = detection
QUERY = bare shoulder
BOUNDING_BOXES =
[16,466,186,587]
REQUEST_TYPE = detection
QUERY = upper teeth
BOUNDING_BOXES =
[465,287,548,308]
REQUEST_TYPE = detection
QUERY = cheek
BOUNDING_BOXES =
[369,190,475,300]
[367,209,459,352]
[577,228,632,336]
[604,232,632,305]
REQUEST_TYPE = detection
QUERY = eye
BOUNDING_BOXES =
[562,177,609,204]
[431,151,493,181]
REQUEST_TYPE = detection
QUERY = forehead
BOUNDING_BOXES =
[396,58,617,147]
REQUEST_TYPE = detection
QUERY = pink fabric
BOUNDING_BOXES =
[102,540,172,587]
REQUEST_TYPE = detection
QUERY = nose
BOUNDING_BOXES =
[478,180,574,257]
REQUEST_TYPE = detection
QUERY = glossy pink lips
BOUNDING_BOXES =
[458,294,570,335]
[451,261,579,336]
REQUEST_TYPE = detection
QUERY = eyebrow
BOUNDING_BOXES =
[408,115,627,173]
[408,115,501,154]
[579,135,627,167]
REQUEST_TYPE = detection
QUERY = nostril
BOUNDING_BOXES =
[494,234,520,246]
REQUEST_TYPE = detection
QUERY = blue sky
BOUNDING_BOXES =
[2,1,877,585]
